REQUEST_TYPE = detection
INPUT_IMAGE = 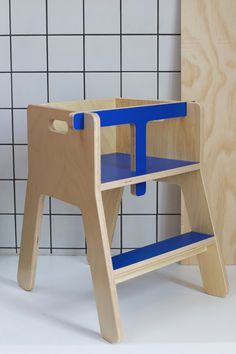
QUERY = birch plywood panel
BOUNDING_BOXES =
[181,0,236,263]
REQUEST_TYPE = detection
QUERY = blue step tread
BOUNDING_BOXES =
[112,232,213,270]
[101,153,198,184]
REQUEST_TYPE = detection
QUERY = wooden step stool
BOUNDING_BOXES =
[17,98,228,343]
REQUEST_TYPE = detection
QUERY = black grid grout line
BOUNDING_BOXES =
[45,0,53,255]
[156,0,160,244]
[0,70,181,73]
[0,33,181,37]
[0,0,182,255]
[0,212,181,216]
[8,0,17,253]
[119,0,124,255]
[82,0,88,256]
[82,0,86,100]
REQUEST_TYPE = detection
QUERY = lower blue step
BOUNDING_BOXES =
[112,232,213,270]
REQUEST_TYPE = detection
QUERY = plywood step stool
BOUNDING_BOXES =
[17,98,228,343]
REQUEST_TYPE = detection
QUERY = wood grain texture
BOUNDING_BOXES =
[182,0,236,263]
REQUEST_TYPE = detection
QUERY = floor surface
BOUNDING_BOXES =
[0,256,236,354]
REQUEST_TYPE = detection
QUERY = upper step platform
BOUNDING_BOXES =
[101,153,199,191]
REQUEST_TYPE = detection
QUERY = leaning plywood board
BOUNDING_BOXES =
[181,0,236,263]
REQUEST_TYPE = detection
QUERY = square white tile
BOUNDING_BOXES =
[85,36,120,71]
[85,73,120,99]
[0,215,15,247]
[122,182,156,214]
[122,72,157,99]
[158,182,180,214]
[49,73,83,102]
[17,214,50,248]
[158,214,180,241]
[14,145,28,179]
[159,0,180,34]
[85,0,120,34]
[0,0,9,34]
[0,73,11,108]
[48,0,83,34]
[12,73,47,108]
[122,215,156,248]
[0,145,13,178]
[51,198,81,214]
[12,36,46,71]
[122,0,157,33]
[52,215,85,248]
[15,180,49,214]
[0,37,10,71]
[48,36,83,71]
[159,35,181,71]
[159,72,181,100]
[0,110,12,143]
[11,0,46,34]
[122,35,157,71]
[0,181,14,213]
[13,109,27,144]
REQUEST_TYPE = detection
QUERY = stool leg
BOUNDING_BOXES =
[198,242,228,297]
[17,181,45,291]
[83,194,123,343]
[87,188,123,264]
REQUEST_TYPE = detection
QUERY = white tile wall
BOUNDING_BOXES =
[159,72,181,100]
[0,0,181,254]
[48,0,83,34]
[0,0,9,35]
[48,36,83,71]
[159,35,181,71]
[0,181,14,213]
[159,0,180,34]
[0,110,12,143]
[13,110,27,144]
[85,36,120,71]
[0,146,13,178]
[0,37,10,71]
[51,215,85,248]
[122,36,157,71]
[85,0,120,34]
[122,0,157,33]
[12,73,47,107]
[0,215,15,247]
[0,73,11,107]
[86,73,120,99]
[123,215,156,248]
[12,36,47,71]
[11,0,46,34]
[122,73,157,99]
[49,73,84,101]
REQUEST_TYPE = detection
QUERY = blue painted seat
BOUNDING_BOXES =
[101,153,198,184]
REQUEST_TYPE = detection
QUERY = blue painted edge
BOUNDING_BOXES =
[73,102,187,130]
[112,232,213,270]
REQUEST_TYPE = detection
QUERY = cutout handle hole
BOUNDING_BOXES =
[49,120,69,134]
